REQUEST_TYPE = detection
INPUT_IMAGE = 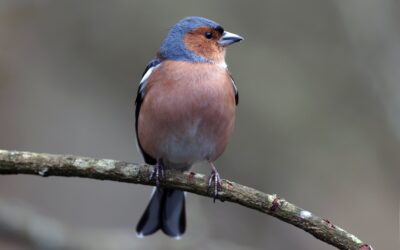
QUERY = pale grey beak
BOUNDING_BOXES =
[218,31,244,47]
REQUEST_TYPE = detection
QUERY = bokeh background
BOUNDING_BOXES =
[1,0,399,249]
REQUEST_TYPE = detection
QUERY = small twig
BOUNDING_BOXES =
[0,149,372,250]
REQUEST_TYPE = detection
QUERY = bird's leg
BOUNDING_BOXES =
[149,161,164,186]
[208,161,222,202]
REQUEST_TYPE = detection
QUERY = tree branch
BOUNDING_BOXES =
[0,149,372,250]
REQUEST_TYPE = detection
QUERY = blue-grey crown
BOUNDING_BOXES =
[159,16,222,63]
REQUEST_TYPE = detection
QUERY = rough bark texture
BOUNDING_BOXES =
[0,149,372,250]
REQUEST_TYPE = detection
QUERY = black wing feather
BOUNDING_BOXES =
[229,73,239,105]
[135,58,161,165]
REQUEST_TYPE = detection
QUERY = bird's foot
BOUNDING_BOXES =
[208,162,222,202]
[149,162,164,186]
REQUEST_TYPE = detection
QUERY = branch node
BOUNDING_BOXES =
[322,219,336,229]
[187,171,196,184]
[270,194,281,212]
[38,167,49,177]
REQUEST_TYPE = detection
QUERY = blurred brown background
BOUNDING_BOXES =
[0,0,399,249]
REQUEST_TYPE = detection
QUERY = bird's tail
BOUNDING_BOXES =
[136,187,186,238]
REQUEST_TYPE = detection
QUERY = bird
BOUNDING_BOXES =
[135,16,243,238]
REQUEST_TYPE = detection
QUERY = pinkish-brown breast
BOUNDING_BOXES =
[137,60,236,168]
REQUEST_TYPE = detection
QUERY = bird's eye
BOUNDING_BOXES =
[204,32,213,39]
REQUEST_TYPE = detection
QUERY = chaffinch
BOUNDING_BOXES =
[135,16,243,238]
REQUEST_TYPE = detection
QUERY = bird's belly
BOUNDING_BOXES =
[148,94,235,168]
[137,61,236,169]
[139,90,235,168]
[158,117,220,166]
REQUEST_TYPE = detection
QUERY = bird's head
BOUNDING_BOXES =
[159,16,243,66]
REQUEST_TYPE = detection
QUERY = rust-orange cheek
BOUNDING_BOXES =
[183,28,224,63]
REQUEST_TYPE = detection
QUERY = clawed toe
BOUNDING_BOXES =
[149,163,164,186]
[208,162,222,202]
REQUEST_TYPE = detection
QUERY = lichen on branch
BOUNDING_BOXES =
[0,149,372,250]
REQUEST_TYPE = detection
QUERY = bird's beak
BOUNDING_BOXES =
[218,31,244,47]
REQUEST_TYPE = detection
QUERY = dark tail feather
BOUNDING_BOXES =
[136,187,163,237]
[161,189,186,238]
[136,188,186,238]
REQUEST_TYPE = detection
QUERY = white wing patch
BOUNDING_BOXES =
[231,77,238,93]
[217,61,228,69]
[229,73,238,105]
[139,63,161,96]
